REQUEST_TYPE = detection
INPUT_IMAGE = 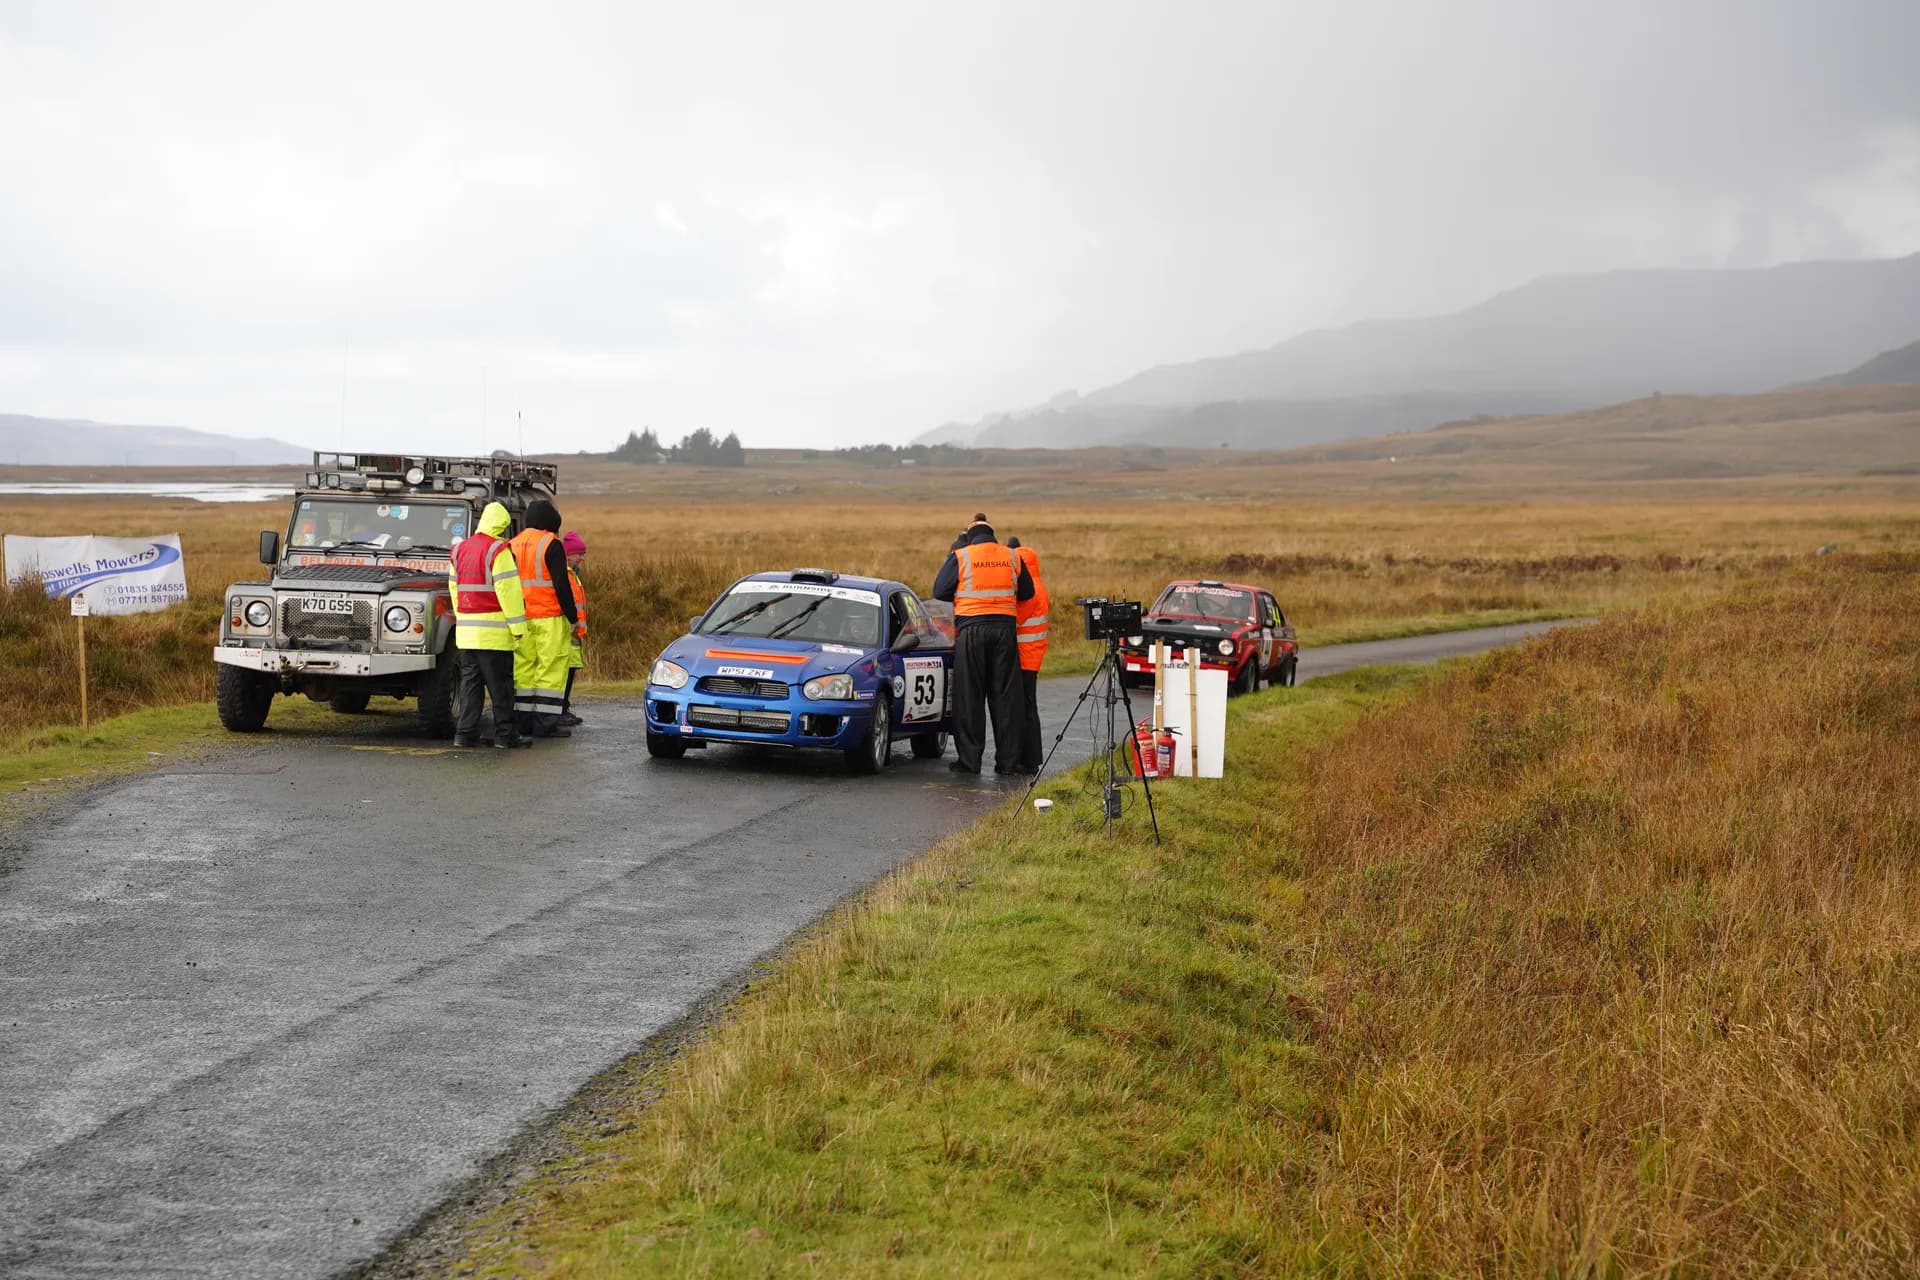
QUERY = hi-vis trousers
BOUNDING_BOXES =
[513,615,573,736]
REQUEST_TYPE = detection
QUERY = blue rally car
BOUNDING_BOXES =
[644,568,956,773]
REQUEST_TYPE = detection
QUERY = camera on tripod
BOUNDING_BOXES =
[1077,596,1143,643]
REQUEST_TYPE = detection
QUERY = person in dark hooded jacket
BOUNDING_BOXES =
[506,499,579,739]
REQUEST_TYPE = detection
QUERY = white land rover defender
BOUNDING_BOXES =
[213,451,559,735]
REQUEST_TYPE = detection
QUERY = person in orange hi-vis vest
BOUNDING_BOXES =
[559,529,588,727]
[931,513,1035,775]
[507,499,580,739]
[1007,536,1049,773]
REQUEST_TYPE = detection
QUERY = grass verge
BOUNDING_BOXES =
[440,558,1920,1277]
[437,663,1433,1278]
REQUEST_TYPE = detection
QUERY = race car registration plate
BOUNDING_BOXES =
[298,594,357,614]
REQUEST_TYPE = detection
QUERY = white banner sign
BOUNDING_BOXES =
[4,534,189,614]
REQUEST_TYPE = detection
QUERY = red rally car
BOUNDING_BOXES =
[1120,579,1298,694]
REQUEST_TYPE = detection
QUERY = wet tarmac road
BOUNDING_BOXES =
[0,620,1576,1278]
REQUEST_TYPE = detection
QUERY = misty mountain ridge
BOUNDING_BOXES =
[0,415,308,466]
[924,254,1920,450]
[1282,382,1920,484]
[1806,338,1920,388]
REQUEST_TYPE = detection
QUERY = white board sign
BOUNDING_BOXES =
[1152,655,1229,778]
[69,593,90,617]
[4,534,189,614]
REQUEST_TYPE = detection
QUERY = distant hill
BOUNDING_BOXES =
[1805,339,1920,388]
[0,415,308,466]
[925,254,1920,450]
[1285,383,1920,483]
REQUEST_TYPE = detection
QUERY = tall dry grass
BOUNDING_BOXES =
[1290,556,1920,1274]
[3,486,1915,737]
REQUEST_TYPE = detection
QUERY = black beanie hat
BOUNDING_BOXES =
[526,499,562,533]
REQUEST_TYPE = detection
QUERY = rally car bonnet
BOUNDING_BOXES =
[656,634,878,685]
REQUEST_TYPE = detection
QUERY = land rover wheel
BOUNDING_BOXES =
[328,691,372,715]
[847,692,892,774]
[216,665,276,732]
[911,729,948,759]
[646,732,686,760]
[417,650,459,739]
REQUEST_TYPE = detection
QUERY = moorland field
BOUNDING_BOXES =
[3,447,1918,742]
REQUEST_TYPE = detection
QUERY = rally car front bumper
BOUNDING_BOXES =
[645,689,875,752]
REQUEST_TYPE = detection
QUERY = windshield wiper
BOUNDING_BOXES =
[708,594,789,634]
[403,543,452,555]
[322,538,389,553]
[766,596,830,640]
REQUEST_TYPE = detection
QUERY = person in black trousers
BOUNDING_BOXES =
[932,514,1035,775]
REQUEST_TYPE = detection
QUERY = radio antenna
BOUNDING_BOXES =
[337,341,349,450]
[517,409,525,458]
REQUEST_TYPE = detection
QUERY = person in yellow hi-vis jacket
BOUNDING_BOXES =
[507,499,579,739]
[559,529,588,727]
[448,501,530,748]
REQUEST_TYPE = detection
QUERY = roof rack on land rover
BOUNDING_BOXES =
[304,452,558,497]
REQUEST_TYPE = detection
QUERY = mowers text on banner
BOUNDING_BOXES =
[3,534,189,614]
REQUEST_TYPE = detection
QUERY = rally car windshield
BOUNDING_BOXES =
[700,583,882,647]
[287,498,470,554]
[1153,586,1256,622]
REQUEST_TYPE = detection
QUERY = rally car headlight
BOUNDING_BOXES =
[243,600,273,628]
[1128,634,1144,646]
[1218,638,1235,656]
[384,605,414,633]
[650,658,689,689]
[803,674,855,701]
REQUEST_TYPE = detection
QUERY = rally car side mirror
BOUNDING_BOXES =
[689,614,705,634]
[890,629,921,654]
[258,530,280,565]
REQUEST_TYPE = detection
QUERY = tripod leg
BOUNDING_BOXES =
[1022,658,1114,804]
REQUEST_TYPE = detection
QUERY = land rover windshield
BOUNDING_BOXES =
[286,498,471,555]
[698,582,883,648]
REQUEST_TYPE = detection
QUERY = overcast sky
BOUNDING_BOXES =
[2,0,1916,453]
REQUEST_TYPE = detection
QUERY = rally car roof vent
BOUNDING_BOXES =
[789,567,840,584]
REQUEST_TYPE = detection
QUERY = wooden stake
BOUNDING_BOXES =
[1151,640,1165,733]
[77,612,89,731]
[1187,649,1199,777]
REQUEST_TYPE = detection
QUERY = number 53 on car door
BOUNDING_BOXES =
[902,655,945,723]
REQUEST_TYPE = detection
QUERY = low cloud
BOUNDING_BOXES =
[0,0,1915,451]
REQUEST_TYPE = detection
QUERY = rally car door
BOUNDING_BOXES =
[1257,592,1280,674]
[887,589,953,733]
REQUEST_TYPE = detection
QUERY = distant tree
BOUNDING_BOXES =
[611,429,663,462]
[670,428,718,464]
[717,432,746,467]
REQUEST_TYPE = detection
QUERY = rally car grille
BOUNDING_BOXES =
[696,676,790,699]
[688,705,793,734]
[280,598,376,646]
